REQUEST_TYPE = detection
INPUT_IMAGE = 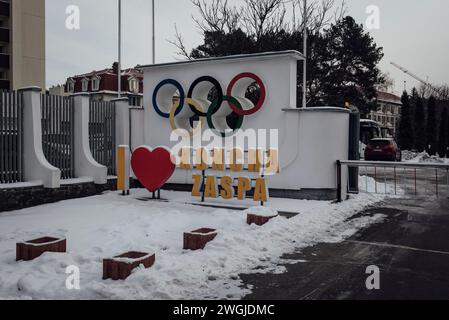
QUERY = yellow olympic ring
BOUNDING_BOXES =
[169,98,204,137]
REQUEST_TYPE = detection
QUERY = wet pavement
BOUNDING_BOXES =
[241,196,449,300]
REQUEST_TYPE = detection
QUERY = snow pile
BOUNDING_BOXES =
[402,150,419,161]
[0,189,389,300]
[403,151,446,164]
[359,175,405,196]
[243,206,278,217]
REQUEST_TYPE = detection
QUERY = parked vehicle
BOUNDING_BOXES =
[360,119,383,159]
[365,138,402,162]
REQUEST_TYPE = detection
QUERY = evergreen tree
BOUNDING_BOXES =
[398,91,414,150]
[412,89,426,152]
[187,17,384,115]
[438,108,448,157]
[426,96,437,155]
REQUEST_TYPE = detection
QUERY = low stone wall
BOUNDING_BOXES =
[0,179,142,213]
[1,178,335,213]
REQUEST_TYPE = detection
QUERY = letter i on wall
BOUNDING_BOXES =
[117,145,131,195]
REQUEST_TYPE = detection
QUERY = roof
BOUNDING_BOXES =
[137,50,305,70]
[377,91,402,105]
[72,67,143,79]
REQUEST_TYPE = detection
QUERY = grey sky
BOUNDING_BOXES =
[46,0,449,95]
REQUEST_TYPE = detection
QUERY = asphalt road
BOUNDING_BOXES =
[241,195,449,300]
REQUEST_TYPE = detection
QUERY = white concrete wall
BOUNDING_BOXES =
[138,51,350,195]
[130,107,145,151]
[113,98,130,147]
[21,87,60,188]
[72,94,107,184]
[274,108,350,192]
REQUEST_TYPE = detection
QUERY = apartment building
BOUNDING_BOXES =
[62,62,144,107]
[0,0,45,91]
[368,91,403,136]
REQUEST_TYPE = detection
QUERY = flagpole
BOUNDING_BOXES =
[302,0,307,109]
[118,0,122,98]
[152,0,155,64]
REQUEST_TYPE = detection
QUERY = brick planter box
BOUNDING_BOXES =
[184,228,218,250]
[103,251,155,280]
[16,237,67,261]
[247,213,279,226]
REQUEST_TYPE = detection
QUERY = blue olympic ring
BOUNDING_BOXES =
[152,79,185,119]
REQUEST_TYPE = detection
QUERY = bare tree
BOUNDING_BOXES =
[418,83,449,101]
[241,0,285,39]
[191,0,240,33]
[295,0,346,34]
[170,0,347,58]
[376,72,395,92]
[167,25,193,60]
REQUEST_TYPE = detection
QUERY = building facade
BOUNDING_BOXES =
[368,91,402,137]
[0,0,46,91]
[61,62,143,107]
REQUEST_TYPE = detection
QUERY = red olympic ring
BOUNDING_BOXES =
[226,72,266,116]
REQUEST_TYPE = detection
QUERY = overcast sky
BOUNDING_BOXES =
[46,0,449,95]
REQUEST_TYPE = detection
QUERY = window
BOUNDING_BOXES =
[92,76,100,91]
[129,78,139,93]
[67,79,75,93]
[81,78,89,92]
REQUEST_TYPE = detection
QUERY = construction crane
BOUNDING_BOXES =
[390,62,441,96]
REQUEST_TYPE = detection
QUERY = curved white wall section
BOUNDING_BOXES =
[20,87,61,188]
[72,94,107,184]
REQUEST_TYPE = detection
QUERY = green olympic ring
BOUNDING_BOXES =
[206,96,244,138]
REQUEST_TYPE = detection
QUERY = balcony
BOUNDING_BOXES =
[0,1,10,17]
[0,52,9,68]
[0,27,9,43]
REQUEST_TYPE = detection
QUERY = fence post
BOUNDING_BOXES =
[112,97,130,147]
[337,160,342,202]
[72,93,107,184]
[19,87,61,188]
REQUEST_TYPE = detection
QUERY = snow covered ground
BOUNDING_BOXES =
[0,188,390,300]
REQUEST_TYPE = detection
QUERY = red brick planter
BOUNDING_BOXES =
[247,214,278,226]
[183,228,218,250]
[103,251,155,280]
[16,237,67,261]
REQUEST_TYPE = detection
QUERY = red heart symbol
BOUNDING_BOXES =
[131,146,176,193]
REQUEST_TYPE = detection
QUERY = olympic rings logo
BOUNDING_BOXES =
[152,72,266,137]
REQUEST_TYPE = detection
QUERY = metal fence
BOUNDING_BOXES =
[0,91,23,183]
[89,100,116,175]
[337,160,449,202]
[41,94,75,179]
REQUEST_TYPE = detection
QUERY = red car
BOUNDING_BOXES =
[365,138,402,162]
